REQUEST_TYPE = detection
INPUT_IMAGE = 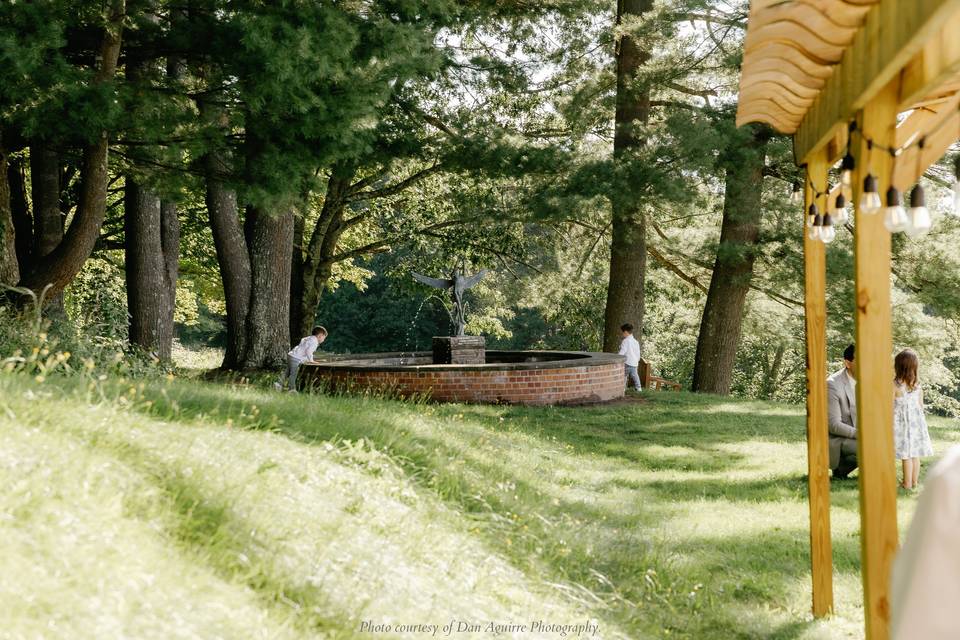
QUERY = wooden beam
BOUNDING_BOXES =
[892,101,960,189]
[795,0,960,163]
[852,78,900,640]
[899,11,960,108]
[803,149,834,619]
[894,94,960,150]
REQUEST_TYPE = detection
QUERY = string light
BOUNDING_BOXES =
[840,121,857,197]
[906,184,931,237]
[840,152,855,191]
[804,115,948,244]
[884,186,908,233]
[953,155,960,216]
[807,203,821,240]
[790,180,802,204]
[860,174,882,214]
[821,212,836,243]
[832,193,849,224]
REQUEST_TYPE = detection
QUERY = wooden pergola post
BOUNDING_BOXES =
[852,78,900,640]
[802,150,833,618]
[737,2,960,638]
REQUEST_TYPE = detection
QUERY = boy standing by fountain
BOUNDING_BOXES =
[619,323,642,391]
[278,326,328,392]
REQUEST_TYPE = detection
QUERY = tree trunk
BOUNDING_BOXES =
[204,150,251,369]
[240,204,294,369]
[297,222,346,340]
[160,199,180,343]
[691,124,770,394]
[8,156,32,269]
[0,137,19,286]
[157,50,183,357]
[17,0,125,298]
[124,180,172,358]
[289,208,306,346]
[760,343,786,399]
[295,164,355,341]
[602,0,653,353]
[31,144,63,259]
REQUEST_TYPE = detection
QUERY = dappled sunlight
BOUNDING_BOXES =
[0,376,624,639]
[12,372,953,639]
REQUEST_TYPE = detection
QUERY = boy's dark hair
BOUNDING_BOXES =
[312,326,328,337]
[843,344,855,362]
[620,323,633,333]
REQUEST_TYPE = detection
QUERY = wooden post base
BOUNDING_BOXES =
[432,336,485,365]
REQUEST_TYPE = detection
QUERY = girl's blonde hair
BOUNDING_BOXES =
[894,349,920,391]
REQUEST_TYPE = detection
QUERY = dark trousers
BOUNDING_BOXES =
[833,438,859,478]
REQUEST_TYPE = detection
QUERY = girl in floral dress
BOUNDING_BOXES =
[893,349,934,490]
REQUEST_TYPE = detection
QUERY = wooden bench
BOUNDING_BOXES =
[639,358,682,391]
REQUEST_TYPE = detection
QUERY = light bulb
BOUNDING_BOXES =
[906,207,931,237]
[906,184,931,237]
[840,152,855,189]
[859,174,882,214]
[808,207,822,240]
[832,193,849,224]
[883,187,907,232]
[820,212,836,243]
[820,224,836,243]
[884,206,908,232]
[789,182,802,204]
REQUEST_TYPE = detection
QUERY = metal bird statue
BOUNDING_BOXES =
[411,266,488,336]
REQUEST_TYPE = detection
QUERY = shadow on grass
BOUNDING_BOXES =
[643,474,810,503]
[131,381,851,640]
[55,424,355,636]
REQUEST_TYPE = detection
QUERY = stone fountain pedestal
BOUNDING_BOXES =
[432,336,485,365]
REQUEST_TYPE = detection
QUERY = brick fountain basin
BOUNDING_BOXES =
[298,351,626,406]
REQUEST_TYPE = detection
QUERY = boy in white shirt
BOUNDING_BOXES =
[618,323,642,391]
[281,326,328,392]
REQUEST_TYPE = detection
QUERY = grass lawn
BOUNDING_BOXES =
[1,372,957,639]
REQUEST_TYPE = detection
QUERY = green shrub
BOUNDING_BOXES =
[0,286,160,382]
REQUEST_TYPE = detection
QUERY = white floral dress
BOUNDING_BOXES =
[893,382,934,460]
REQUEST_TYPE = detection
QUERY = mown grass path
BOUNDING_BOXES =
[2,374,957,639]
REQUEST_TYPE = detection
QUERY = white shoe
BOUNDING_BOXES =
[273,382,283,391]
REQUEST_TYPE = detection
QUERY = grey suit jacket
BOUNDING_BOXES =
[826,367,857,469]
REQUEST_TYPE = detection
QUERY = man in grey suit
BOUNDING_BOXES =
[826,344,859,479]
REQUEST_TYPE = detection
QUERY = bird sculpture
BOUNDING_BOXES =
[411,267,488,336]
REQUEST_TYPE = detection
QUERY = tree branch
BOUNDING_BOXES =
[346,163,443,202]
[647,245,708,293]
[665,81,717,99]
[329,218,476,264]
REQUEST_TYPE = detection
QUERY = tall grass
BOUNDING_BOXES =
[2,357,957,639]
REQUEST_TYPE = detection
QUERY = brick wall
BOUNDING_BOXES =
[302,362,625,406]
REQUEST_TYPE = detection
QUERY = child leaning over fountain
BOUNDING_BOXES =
[619,323,642,391]
[278,326,328,392]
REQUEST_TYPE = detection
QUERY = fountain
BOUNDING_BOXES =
[298,266,625,405]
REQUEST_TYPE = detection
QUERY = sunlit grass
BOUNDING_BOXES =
[1,372,956,639]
